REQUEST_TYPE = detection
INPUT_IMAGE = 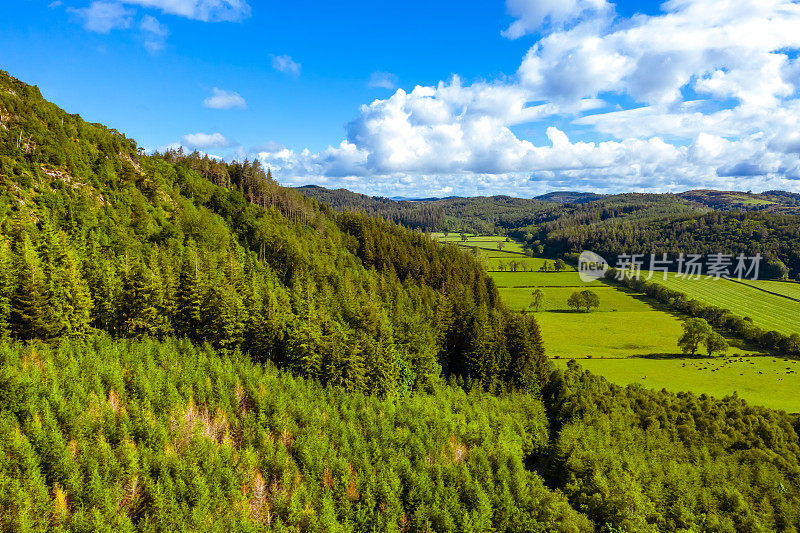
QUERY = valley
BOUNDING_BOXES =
[435,233,800,412]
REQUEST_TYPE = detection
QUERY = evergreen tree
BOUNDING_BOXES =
[202,285,246,352]
[54,249,94,337]
[10,235,48,340]
[120,261,163,338]
[176,242,204,341]
[0,240,12,338]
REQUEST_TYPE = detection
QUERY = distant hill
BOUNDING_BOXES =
[678,189,800,214]
[535,191,606,204]
[295,185,560,233]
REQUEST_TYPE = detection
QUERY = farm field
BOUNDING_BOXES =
[433,233,527,254]
[434,235,797,410]
[741,279,800,300]
[647,273,800,335]
[556,357,800,413]
[492,271,598,288]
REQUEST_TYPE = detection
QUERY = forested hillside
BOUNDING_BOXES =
[525,199,800,278]
[0,337,591,532]
[295,185,560,235]
[4,69,800,533]
[0,70,545,395]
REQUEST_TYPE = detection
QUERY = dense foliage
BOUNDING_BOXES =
[0,70,545,395]
[295,186,560,235]
[544,362,800,532]
[5,69,800,533]
[299,186,800,278]
[500,195,800,278]
[0,336,591,532]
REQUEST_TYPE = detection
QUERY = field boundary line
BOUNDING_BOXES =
[723,277,800,303]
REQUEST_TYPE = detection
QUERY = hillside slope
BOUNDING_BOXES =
[0,70,546,395]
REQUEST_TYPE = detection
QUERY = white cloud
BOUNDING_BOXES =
[203,87,247,109]
[70,1,135,33]
[140,15,169,53]
[271,55,301,76]
[201,0,800,196]
[119,0,251,22]
[516,0,800,107]
[368,71,399,89]
[502,0,610,39]
[181,132,232,149]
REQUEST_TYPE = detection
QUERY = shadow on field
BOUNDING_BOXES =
[637,353,716,360]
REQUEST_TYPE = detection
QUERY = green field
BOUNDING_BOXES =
[434,234,527,255]
[435,235,800,411]
[741,279,800,300]
[492,271,597,288]
[648,273,800,335]
[556,357,800,412]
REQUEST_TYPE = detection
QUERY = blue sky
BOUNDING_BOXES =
[3,0,800,197]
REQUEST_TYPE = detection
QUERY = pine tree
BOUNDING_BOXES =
[56,250,94,337]
[88,255,121,335]
[201,285,245,352]
[120,261,162,338]
[176,242,204,341]
[0,240,13,338]
[10,235,48,340]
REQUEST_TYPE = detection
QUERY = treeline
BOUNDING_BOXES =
[0,69,545,395]
[296,186,560,235]
[0,336,591,532]
[293,186,446,231]
[543,361,800,531]
[606,269,800,356]
[298,187,800,279]
[513,196,800,278]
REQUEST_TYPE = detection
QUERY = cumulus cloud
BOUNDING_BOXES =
[140,15,169,53]
[271,55,301,76]
[181,132,232,149]
[211,0,800,196]
[119,0,251,22]
[368,71,399,89]
[70,1,135,33]
[203,87,247,109]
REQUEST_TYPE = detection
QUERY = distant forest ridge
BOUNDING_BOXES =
[296,185,800,279]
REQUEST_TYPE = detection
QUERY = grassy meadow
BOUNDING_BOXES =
[556,356,800,412]
[647,273,800,335]
[741,279,800,300]
[440,235,800,412]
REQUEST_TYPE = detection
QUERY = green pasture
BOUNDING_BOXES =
[465,235,797,411]
[648,273,800,335]
[741,279,800,300]
[492,271,597,288]
[556,356,800,413]
[434,234,527,254]
[499,286,638,311]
